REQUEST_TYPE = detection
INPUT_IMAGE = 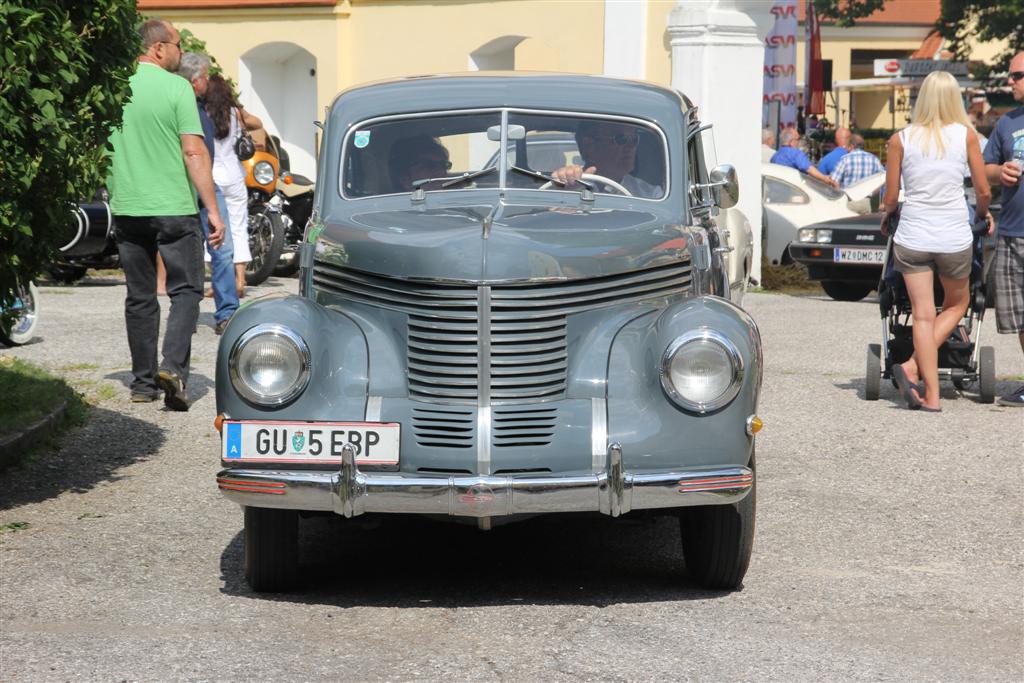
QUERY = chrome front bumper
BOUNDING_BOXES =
[217,443,753,519]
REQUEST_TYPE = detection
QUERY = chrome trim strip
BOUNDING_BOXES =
[218,461,753,518]
[364,395,383,422]
[477,285,492,473]
[591,398,607,472]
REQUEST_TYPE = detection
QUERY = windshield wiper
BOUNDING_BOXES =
[440,165,497,189]
[510,165,594,191]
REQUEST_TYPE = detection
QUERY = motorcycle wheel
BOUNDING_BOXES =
[272,252,300,278]
[245,210,285,286]
[0,282,41,346]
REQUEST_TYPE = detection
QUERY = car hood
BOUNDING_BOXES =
[318,201,689,282]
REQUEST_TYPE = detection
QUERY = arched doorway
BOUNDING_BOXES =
[238,42,318,178]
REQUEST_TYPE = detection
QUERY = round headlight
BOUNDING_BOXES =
[253,160,276,185]
[229,324,311,406]
[660,330,743,413]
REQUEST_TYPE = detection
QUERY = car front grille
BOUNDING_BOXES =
[312,259,691,404]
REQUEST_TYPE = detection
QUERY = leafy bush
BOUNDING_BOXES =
[0,1,140,313]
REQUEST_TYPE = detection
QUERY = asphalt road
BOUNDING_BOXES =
[1,275,1022,681]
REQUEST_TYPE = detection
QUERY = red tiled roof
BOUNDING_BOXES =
[799,0,940,26]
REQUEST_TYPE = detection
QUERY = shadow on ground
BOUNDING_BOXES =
[104,370,214,404]
[219,512,736,607]
[0,406,165,510]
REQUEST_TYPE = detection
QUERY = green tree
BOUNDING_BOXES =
[814,0,888,27]
[938,0,1024,79]
[0,1,140,319]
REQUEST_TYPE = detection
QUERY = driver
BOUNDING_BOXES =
[389,135,452,192]
[550,120,662,198]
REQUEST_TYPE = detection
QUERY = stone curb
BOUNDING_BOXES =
[0,395,69,471]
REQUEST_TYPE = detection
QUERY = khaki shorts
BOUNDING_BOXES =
[893,243,972,279]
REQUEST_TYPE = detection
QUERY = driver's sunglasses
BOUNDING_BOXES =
[161,40,182,50]
[1009,71,1024,82]
[590,133,640,147]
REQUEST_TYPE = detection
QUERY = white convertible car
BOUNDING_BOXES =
[761,162,885,266]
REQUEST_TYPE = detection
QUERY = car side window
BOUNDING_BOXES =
[764,178,809,205]
[687,135,713,213]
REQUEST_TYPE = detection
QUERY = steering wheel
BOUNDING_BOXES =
[539,173,633,197]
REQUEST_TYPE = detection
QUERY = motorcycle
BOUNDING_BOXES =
[240,135,286,286]
[0,280,41,346]
[47,189,119,284]
[273,170,315,277]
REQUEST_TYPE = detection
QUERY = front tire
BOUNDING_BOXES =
[245,210,285,286]
[678,451,756,590]
[865,343,881,401]
[978,346,995,404]
[0,281,40,346]
[821,280,873,302]
[244,506,298,592]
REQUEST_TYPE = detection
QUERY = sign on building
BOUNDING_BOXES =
[763,0,798,130]
[872,59,970,78]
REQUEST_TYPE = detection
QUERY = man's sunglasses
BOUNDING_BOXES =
[161,40,182,50]
[1009,71,1024,83]
[588,133,640,146]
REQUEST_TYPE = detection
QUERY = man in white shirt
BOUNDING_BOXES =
[551,120,662,198]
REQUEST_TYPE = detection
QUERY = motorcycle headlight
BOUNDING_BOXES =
[253,161,276,185]
[660,329,744,414]
[229,324,311,406]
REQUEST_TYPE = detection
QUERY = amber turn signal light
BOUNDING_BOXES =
[214,414,225,433]
[746,415,763,435]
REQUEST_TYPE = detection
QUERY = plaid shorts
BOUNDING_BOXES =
[994,235,1024,334]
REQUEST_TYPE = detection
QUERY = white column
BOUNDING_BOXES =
[668,0,772,285]
[604,0,647,78]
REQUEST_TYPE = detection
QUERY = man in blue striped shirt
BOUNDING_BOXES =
[829,135,883,188]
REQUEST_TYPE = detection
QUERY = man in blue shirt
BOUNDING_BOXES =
[770,128,837,187]
[984,51,1024,406]
[178,52,239,336]
[829,134,883,188]
[816,127,851,176]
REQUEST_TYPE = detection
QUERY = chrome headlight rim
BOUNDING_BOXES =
[660,328,744,414]
[228,323,311,406]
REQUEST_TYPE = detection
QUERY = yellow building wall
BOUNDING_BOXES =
[644,0,676,86]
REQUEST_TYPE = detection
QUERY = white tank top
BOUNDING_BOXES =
[893,123,971,253]
[212,108,245,187]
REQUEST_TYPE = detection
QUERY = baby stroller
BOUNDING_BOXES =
[865,211,995,403]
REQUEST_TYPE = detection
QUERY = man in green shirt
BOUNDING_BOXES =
[107,19,225,411]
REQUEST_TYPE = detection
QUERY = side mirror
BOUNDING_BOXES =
[710,164,739,209]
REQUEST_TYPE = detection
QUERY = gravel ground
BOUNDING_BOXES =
[1,275,1022,682]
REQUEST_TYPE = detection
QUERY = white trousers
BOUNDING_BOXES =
[219,179,251,263]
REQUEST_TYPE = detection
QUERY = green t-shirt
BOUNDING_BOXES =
[108,62,203,216]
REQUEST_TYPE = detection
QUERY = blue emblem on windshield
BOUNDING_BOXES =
[354,131,371,149]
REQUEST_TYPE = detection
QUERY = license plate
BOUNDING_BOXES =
[222,420,400,465]
[834,247,885,264]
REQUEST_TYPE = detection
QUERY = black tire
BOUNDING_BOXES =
[678,451,756,590]
[0,282,40,346]
[821,280,874,302]
[978,346,995,404]
[244,506,298,592]
[272,252,300,278]
[46,264,88,284]
[865,343,881,401]
[245,210,285,286]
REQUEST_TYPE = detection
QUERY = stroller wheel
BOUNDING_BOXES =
[979,346,995,404]
[865,343,881,401]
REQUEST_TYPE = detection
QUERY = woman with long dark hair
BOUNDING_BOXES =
[205,74,262,296]
[880,71,993,411]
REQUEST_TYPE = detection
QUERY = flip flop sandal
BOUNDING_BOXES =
[893,364,922,410]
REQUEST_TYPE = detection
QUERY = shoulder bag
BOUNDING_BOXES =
[234,108,256,161]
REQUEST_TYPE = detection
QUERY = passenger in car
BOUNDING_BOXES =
[389,135,452,192]
[550,121,662,198]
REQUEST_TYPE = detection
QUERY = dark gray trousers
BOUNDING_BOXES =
[114,215,204,395]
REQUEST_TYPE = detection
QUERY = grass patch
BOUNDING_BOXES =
[0,356,88,441]
[760,257,822,295]
[0,521,30,534]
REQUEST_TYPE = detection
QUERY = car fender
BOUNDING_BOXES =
[607,295,761,470]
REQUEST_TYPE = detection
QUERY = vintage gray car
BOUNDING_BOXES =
[215,74,763,592]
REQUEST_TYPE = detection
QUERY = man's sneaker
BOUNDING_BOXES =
[997,385,1024,407]
[156,370,189,412]
[215,318,230,335]
[130,391,160,403]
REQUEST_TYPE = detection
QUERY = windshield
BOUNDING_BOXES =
[341,110,667,200]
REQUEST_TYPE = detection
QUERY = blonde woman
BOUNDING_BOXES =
[880,70,993,411]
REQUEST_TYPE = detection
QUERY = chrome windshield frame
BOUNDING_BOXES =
[338,107,670,202]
